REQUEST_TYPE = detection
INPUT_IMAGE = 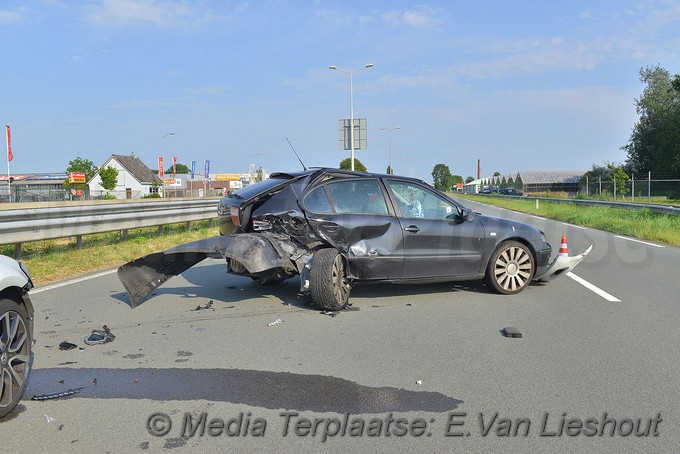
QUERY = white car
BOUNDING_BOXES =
[0,255,34,419]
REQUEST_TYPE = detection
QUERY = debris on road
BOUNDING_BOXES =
[58,341,78,351]
[416,380,422,385]
[192,300,214,311]
[501,327,523,338]
[33,388,83,401]
[320,310,338,317]
[84,325,115,345]
[267,319,284,327]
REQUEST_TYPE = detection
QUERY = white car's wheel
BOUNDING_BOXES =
[0,298,32,419]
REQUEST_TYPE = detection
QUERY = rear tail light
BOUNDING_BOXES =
[230,205,240,226]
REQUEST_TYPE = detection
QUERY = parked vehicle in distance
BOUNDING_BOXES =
[118,169,591,310]
[481,185,491,194]
[501,188,523,196]
[0,255,34,419]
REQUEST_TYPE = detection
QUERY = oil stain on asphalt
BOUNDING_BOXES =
[27,368,463,414]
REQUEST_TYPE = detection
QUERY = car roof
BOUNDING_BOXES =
[270,167,426,185]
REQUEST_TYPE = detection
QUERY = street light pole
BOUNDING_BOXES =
[160,132,175,197]
[329,63,374,171]
[379,127,400,174]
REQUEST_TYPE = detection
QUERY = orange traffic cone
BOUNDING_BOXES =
[559,235,568,256]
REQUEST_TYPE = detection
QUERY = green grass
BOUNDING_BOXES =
[457,194,680,247]
[0,220,218,287]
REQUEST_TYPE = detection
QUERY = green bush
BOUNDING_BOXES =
[143,193,162,198]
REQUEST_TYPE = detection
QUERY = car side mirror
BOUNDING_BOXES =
[447,208,469,223]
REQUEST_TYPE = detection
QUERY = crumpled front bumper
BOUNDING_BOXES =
[533,245,593,282]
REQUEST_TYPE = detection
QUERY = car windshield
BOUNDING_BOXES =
[230,176,293,199]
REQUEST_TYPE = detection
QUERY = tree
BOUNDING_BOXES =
[465,176,475,183]
[623,65,680,174]
[66,157,97,180]
[579,162,630,198]
[493,171,501,176]
[611,164,630,198]
[431,164,455,191]
[64,157,98,190]
[452,175,464,184]
[99,166,119,191]
[255,166,264,182]
[386,165,392,175]
[339,158,367,172]
[165,163,191,174]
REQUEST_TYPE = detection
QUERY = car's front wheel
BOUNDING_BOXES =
[310,248,351,310]
[0,298,32,419]
[484,241,535,295]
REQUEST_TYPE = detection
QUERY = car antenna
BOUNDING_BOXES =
[286,137,307,170]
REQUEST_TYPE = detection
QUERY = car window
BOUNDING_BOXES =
[323,179,389,215]
[386,180,458,219]
[231,176,292,199]
[303,186,333,213]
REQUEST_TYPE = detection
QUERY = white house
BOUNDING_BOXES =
[88,154,163,199]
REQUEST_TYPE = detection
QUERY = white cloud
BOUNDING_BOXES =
[382,6,442,29]
[0,7,27,25]
[83,0,235,28]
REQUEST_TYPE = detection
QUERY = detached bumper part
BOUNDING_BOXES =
[117,234,296,307]
[533,244,593,282]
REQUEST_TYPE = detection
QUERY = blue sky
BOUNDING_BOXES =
[2,0,680,181]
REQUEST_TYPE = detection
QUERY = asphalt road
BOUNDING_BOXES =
[2,198,678,453]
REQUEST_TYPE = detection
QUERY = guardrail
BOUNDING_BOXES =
[475,194,680,216]
[0,198,220,259]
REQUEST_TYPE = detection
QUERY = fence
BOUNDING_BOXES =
[579,173,680,203]
[0,187,225,203]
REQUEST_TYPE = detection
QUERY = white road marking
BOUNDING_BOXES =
[566,272,621,302]
[32,268,118,294]
[561,222,587,230]
[614,235,664,248]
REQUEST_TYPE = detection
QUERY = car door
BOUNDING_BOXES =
[385,179,485,279]
[302,178,405,280]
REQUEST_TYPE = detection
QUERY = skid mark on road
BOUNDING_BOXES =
[567,272,621,302]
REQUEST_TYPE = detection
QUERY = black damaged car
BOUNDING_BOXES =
[117,169,590,310]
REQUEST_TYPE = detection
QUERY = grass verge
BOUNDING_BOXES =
[0,220,218,287]
[457,194,680,247]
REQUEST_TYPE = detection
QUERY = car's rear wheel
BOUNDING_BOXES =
[484,241,535,295]
[0,298,32,419]
[310,248,350,310]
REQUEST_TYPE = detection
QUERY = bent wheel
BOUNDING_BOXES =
[0,299,32,419]
[484,241,535,295]
[310,248,351,310]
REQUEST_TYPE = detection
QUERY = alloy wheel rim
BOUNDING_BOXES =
[331,255,350,304]
[0,310,29,409]
[494,246,532,292]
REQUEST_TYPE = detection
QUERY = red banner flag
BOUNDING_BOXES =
[6,125,12,162]
[158,157,164,177]
[173,157,177,177]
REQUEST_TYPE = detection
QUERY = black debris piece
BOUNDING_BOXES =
[320,310,338,317]
[59,341,78,351]
[502,327,523,338]
[84,325,116,345]
[31,387,83,401]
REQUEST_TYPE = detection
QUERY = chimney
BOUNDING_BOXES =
[477,159,481,180]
